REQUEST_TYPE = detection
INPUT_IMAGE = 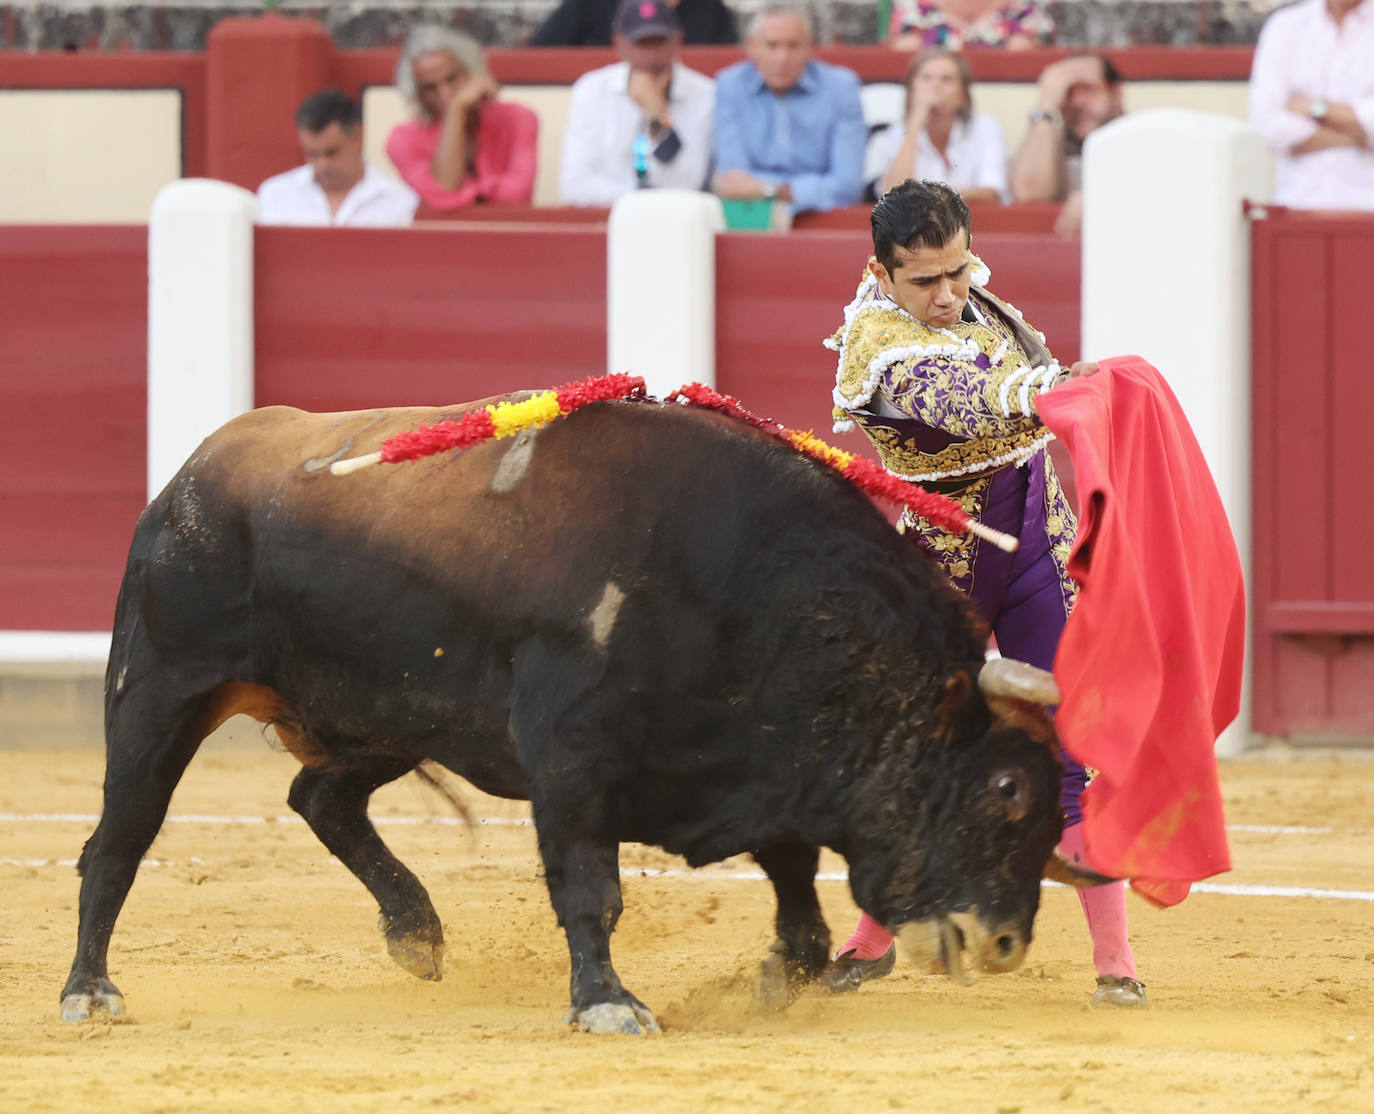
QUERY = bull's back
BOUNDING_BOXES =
[111,397,943,794]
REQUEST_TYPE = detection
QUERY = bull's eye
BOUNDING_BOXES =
[991,770,1029,821]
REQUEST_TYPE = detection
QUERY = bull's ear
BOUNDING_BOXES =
[935,668,976,741]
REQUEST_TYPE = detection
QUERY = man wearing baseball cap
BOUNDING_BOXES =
[530,0,737,46]
[560,0,717,204]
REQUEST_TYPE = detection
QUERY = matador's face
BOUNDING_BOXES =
[871,230,972,330]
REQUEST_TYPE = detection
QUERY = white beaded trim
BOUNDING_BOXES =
[998,362,1063,418]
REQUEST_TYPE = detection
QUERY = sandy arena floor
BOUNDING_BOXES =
[2,741,1371,1113]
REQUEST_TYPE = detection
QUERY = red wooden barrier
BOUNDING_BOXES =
[415,202,1066,236]
[0,221,1080,633]
[254,224,609,410]
[1250,209,1374,740]
[0,219,1083,631]
[0,227,147,631]
[206,15,332,186]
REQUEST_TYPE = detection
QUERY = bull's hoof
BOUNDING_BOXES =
[567,1001,661,1035]
[60,979,126,1022]
[377,913,444,981]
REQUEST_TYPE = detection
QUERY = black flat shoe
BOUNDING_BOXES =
[819,943,897,994]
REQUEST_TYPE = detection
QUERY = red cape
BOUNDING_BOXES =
[1036,356,1245,907]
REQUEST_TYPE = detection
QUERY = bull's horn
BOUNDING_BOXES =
[977,657,1061,705]
[1044,850,1119,888]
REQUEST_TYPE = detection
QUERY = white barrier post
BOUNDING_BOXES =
[607,189,725,399]
[147,178,257,504]
[1081,109,1271,755]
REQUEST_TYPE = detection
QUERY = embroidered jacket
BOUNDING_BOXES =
[827,258,1077,607]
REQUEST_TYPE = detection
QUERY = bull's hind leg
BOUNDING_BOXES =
[60,688,214,1021]
[754,843,831,1009]
[286,756,444,980]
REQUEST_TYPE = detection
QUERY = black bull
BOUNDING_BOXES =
[61,397,1099,1033]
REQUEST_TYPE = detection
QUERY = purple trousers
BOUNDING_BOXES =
[961,456,1088,827]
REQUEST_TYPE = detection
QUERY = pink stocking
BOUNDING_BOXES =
[1058,822,1136,979]
[836,910,895,959]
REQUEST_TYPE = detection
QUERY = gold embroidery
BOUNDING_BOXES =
[1043,456,1079,615]
[829,263,1078,604]
[854,417,1046,481]
[899,477,991,593]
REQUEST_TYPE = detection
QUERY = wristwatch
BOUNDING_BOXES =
[1028,108,1062,127]
[1309,99,1329,121]
[761,184,778,200]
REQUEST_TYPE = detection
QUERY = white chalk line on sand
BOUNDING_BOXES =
[2,813,1371,904]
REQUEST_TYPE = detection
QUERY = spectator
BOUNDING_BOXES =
[888,0,1054,51]
[1009,53,1123,237]
[530,0,738,46]
[559,0,716,206]
[1248,0,1374,210]
[870,48,1008,203]
[713,3,867,214]
[256,89,418,227]
[386,26,538,211]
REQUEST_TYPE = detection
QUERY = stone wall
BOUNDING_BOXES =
[0,0,1283,51]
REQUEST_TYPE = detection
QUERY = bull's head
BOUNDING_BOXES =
[844,657,1116,987]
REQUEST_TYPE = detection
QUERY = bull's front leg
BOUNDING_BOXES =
[287,757,444,981]
[753,843,831,1009]
[535,827,659,1035]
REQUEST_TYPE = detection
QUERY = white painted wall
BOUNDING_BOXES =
[607,189,724,399]
[146,178,258,503]
[0,90,182,222]
[1080,109,1271,754]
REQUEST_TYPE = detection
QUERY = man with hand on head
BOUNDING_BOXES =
[713,3,867,215]
[560,0,716,205]
[386,25,539,211]
[1009,53,1123,237]
[257,88,418,227]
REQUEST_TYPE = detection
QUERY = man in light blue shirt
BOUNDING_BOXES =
[713,3,867,214]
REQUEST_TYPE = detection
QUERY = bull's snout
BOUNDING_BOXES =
[949,911,1028,974]
[982,926,1028,973]
[895,912,1029,986]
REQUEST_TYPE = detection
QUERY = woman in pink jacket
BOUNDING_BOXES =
[386,26,539,211]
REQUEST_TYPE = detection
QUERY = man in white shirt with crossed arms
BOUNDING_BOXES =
[1248,0,1374,210]
[258,88,419,227]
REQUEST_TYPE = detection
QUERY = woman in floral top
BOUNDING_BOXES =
[889,0,1055,50]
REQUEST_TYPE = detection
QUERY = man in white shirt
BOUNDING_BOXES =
[257,89,419,227]
[559,0,715,205]
[1249,0,1374,210]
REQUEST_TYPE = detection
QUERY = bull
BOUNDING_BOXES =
[60,394,1103,1033]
